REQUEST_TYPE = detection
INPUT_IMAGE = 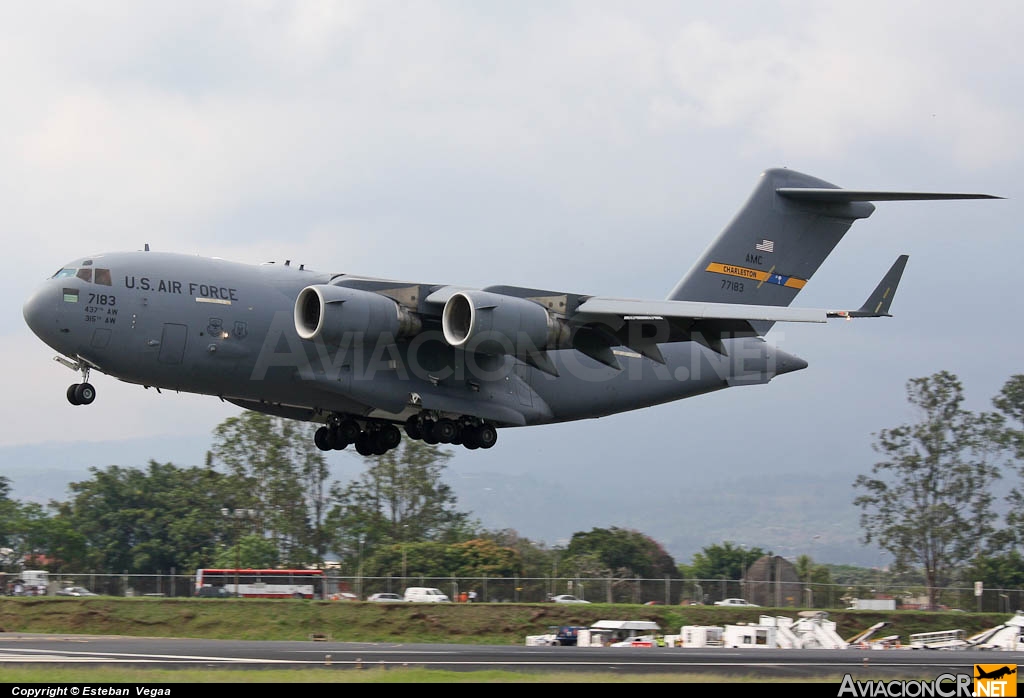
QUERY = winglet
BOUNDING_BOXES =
[827,255,908,319]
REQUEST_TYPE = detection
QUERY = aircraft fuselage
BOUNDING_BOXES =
[23,251,804,437]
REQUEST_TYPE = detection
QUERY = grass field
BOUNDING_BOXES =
[0,598,1004,683]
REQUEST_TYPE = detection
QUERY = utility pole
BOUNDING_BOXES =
[221,507,255,597]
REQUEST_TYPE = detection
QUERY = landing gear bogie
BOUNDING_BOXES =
[403,413,498,451]
[319,415,406,457]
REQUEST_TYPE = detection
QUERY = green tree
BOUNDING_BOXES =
[477,529,556,579]
[54,461,236,574]
[325,440,476,570]
[213,533,280,569]
[208,412,330,565]
[362,538,520,579]
[6,501,55,570]
[0,477,26,571]
[853,371,1002,610]
[993,374,1024,551]
[689,541,767,581]
[563,527,678,578]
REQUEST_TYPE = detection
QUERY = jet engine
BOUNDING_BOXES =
[294,285,420,344]
[441,290,569,355]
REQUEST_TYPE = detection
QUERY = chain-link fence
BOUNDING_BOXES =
[4,571,1019,612]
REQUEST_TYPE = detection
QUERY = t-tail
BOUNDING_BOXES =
[667,168,999,332]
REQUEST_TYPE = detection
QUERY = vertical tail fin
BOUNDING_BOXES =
[667,169,874,307]
[667,168,999,332]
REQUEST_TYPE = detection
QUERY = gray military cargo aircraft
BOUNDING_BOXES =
[23,168,998,455]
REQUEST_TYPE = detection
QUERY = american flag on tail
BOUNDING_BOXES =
[755,239,775,253]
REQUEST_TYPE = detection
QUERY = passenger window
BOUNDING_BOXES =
[76,268,93,283]
[94,268,112,286]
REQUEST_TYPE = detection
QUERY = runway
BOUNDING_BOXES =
[0,633,1016,680]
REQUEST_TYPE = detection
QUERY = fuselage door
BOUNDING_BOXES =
[158,323,188,364]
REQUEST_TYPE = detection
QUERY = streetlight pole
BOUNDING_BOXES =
[401,524,408,583]
[806,534,821,608]
[357,534,365,600]
[739,544,748,600]
[221,507,255,598]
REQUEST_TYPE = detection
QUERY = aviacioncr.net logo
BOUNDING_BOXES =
[838,673,974,697]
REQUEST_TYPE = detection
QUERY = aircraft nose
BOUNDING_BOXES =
[23,284,58,345]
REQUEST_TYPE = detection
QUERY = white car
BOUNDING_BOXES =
[367,592,404,603]
[403,587,450,602]
[56,586,98,597]
[551,594,591,604]
[713,598,759,607]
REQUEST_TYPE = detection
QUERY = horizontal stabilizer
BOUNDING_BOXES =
[777,188,1002,202]
[827,255,908,319]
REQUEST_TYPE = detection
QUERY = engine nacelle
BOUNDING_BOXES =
[441,290,569,355]
[294,285,420,344]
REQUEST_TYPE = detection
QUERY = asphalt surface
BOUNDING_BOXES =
[0,633,1018,680]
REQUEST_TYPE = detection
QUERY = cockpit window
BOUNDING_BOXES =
[51,267,112,284]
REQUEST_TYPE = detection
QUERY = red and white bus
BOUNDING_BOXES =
[194,568,325,599]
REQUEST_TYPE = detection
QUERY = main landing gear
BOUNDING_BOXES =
[403,414,497,450]
[314,415,402,456]
[314,413,498,456]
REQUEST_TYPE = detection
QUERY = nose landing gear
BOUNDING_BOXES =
[67,382,96,406]
[57,356,97,406]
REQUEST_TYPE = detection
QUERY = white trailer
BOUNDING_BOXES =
[847,599,897,611]
[577,620,661,647]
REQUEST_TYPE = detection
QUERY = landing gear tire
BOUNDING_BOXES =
[327,427,349,450]
[381,424,402,450]
[67,384,81,406]
[74,383,96,406]
[354,432,375,456]
[475,424,497,449]
[434,418,457,444]
[404,416,423,440]
[370,430,389,455]
[421,420,439,445]
[314,426,332,451]
[338,419,360,443]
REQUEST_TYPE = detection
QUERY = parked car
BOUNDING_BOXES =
[403,587,450,602]
[327,592,359,601]
[56,586,98,597]
[551,594,591,604]
[713,598,759,607]
[367,592,404,603]
[195,585,231,598]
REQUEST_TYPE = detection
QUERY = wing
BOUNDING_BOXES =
[570,296,826,365]
[300,256,907,375]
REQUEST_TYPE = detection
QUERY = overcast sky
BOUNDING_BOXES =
[3,2,1022,562]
